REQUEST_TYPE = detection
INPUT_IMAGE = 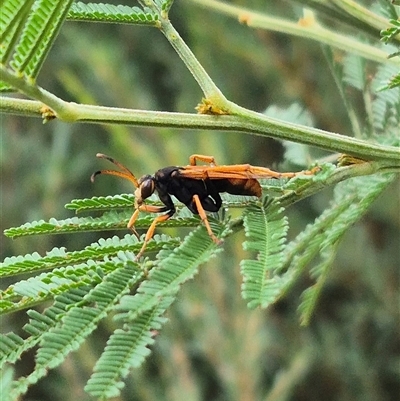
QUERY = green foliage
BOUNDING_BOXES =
[65,193,135,212]
[8,259,144,400]
[381,19,400,44]
[84,296,173,398]
[1,0,399,399]
[295,173,394,324]
[67,2,159,25]
[240,202,289,309]
[1,0,74,91]
[380,17,400,89]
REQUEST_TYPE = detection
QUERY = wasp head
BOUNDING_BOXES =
[134,175,155,207]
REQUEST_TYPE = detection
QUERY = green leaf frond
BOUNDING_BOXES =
[1,286,84,367]
[0,234,177,279]
[1,0,35,70]
[325,49,400,138]
[284,173,395,322]
[84,295,173,399]
[343,54,367,91]
[1,0,74,90]
[0,214,229,398]
[160,0,175,14]
[240,201,289,309]
[8,258,143,399]
[3,210,133,238]
[81,220,230,397]
[0,332,24,365]
[67,2,159,25]
[3,209,201,239]
[381,73,400,90]
[0,234,182,318]
[1,261,100,315]
[65,194,135,213]
[65,193,257,214]
[1,0,33,50]
[381,19,400,44]
[114,220,229,323]
[298,241,339,326]
[323,47,365,137]
[372,63,400,126]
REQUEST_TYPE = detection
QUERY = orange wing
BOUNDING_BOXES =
[178,164,317,180]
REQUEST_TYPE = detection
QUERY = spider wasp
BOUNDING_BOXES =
[91,153,318,258]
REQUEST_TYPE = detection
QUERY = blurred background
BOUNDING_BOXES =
[1,0,399,400]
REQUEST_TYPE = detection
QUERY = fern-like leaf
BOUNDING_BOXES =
[381,19,400,43]
[298,242,339,325]
[285,173,394,323]
[114,220,229,323]
[0,259,107,315]
[343,54,366,91]
[6,0,74,80]
[371,63,400,131]
[240,201,289,309]
[160,0,175,14]
[67,2,159,25]
[1,285,85,368]
[0,0,35,91]
[84,221,230,397]
[3,210,132,238]
[65,193,135,212]
[9,257,143,399]
[85,296,173,398]
[0,333,25,364]
[0,234,178,279]
[4,209,203,238]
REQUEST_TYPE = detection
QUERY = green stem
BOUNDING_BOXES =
[278,162,397,208]
[0,68,78,121]
[158,12,227,101]
[189,0,400,65]
[331,0,392,33]
[2,96,399,164]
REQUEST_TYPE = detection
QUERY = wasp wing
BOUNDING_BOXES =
[178,164,298,180]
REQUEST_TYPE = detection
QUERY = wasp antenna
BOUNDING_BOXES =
[91,168,140,188]
[90,171,102,183]
[96,153,113,162]
[95,153,137,179]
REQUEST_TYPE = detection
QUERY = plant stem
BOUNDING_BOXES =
[0,68,78,121]
[331,0,392,33]
[159,19,227,101]
[278,163,396,208]
[189,0,400,65]
[2,97,399,164]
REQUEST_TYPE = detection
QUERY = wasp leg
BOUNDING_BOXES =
[128,204,169,230]
[128,205,166,230]
[135,212,173,259]
[128,204,170,259]
[192,194,221,244]
[189,154,218,166]
[127,208,141,238]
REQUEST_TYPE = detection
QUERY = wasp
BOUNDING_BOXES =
[91,154,318,258]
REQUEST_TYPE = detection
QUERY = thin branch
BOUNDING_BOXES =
[278,161,397,208]
[158,8,228,104]
[1,96,399,164]
[330,0,395,33]
[189,0,400,65]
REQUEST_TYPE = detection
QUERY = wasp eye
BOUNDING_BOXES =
[138,176,155,200]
